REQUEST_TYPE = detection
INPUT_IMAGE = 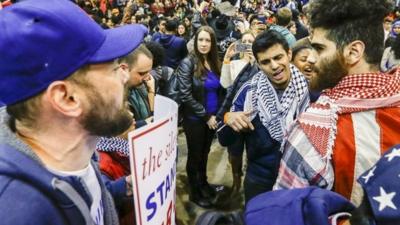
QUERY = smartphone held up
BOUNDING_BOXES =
[235,43,252,53]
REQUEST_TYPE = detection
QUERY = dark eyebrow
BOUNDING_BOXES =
[311,43,325,50]
[259,59,270,64]
[273,54,283,59]
[299,55,308,60]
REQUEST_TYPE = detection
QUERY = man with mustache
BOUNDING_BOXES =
[0,0,147,224]
[274,0,400,207]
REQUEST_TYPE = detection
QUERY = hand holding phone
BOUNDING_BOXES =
[235,43,252,53]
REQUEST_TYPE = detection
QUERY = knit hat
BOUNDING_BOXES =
[211,14,234,40]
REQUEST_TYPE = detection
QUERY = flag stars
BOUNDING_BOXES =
[385,148,400,162]
[373,187,397,211]
[362,166,376,183]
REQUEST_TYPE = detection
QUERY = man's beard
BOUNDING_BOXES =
[81,87,133,137]
[310,52,348,92]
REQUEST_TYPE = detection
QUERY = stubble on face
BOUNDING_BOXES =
[81,84,133,137]
[310,52,348,92]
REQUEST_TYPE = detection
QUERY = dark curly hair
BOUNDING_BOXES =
[309,0,394,65]
[252,30,289,62]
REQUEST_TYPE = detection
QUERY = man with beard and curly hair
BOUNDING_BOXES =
[274,0,400,207]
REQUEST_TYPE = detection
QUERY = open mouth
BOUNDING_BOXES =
[303,66,315,79]
[272,68,285,80]
[304,67,313,73]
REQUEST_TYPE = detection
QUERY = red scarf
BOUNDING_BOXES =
[298,68,400,158]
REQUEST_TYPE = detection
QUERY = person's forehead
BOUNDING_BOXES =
[136,54,152,64]
[132,60,152,73]
[310,28,333,46]
[295,48,311,57]
[242,33,254,39]
[258,44,287,60]
[198,31,211,38]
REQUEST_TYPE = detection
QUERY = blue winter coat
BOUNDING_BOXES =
[156,34,188,69]
[0,109,120,225]
[217,84,281,188]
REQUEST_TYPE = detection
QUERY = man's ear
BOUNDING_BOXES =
[343,40,365,65]
[44,81,83,117]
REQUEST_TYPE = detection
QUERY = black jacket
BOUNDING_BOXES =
[176,55,225,121]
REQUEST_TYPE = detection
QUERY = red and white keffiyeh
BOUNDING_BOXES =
[298,68,400,158]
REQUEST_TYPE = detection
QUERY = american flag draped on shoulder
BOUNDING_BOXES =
[246,145,400,225]
[274,68,400,206]
[298,69,400,159]
[358,144,400,224]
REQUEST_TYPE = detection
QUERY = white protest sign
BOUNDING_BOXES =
[153,94,178,121]
[128,95,178,225]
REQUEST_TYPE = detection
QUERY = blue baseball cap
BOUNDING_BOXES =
[0,0,148,105]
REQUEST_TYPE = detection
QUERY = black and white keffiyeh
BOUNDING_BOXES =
[245,64,310,142]
[96,137,130,157]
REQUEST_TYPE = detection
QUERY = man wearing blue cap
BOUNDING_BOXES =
[0,0,147,224]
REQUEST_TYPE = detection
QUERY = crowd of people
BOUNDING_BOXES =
[1,0,400,225]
